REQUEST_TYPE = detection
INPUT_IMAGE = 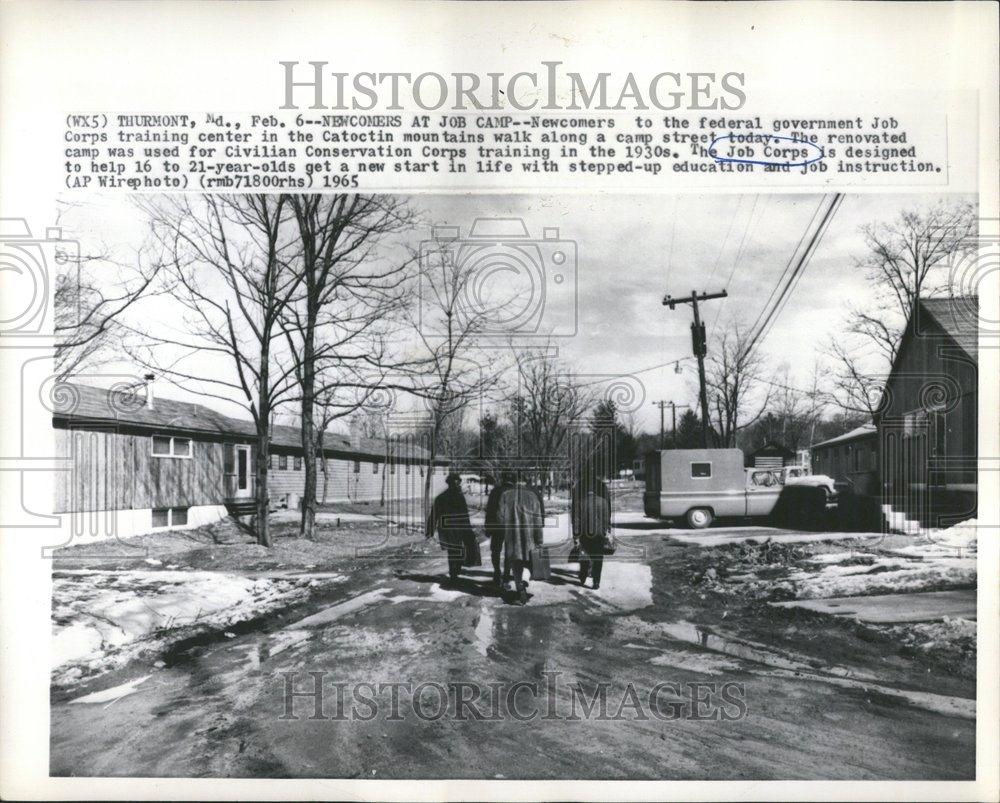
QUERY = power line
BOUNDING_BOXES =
[741,193,844,362]
[748,193,844,356]
[711,193,762,339]
[667,195,679,268]
[743,196,826,344]
[706,196,742,287]
[576,355,693,387]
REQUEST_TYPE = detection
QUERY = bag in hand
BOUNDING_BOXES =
[462,528,482,567]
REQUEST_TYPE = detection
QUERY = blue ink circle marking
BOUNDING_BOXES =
[708,133,825,168]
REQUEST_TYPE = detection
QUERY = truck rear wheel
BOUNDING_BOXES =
[686,508,713,529]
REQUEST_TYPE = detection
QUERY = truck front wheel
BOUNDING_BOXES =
[686,508,714,529]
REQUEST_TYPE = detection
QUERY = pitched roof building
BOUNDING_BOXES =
[875,295,978,526]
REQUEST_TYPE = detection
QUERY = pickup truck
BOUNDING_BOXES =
[643,448,837,528]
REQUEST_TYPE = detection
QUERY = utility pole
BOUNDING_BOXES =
[653,400,692,448]
[651,400,667,448]
[669,401,691,440]
[663,290,728,449]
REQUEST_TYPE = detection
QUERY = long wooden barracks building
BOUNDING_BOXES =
[52,382,449,540]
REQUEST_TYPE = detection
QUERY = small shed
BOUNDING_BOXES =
[810,424,879,495]
[746,442,795,469]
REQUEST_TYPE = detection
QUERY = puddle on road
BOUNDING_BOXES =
[650,619,975,720]
[292,583,470,630]
[266,629,311,657]
[68,674,152,705]
[622,641,741,675]
[314,623,424,657]
[474,603,495,658]
[659,621,816,675]
[387,585,467,605]
[292,588,393,627]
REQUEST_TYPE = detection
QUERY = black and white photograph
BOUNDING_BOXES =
[1,2,996,800]
[44,191,982,780]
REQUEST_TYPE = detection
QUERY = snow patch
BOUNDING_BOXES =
[52,569,314,688]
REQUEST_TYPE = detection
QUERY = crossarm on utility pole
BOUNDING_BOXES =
[662,290,728,448]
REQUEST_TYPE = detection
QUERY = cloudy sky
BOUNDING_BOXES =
[70,191,972,434]
[414,192,971,430]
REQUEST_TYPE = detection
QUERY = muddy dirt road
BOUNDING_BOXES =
[50,529,975,780]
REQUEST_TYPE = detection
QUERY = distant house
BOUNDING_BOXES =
[52,382,449,541]
[875,296,978,526]
[746,441,795,469]
[810,424,879,495]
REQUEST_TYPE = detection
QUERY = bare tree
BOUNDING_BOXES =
[826,200,977,414]
[281,194,415,540]
[53,203,160,379]
[404,244,514,508]
[474,411,516,488]
[130,195,300,547]
[508,346,593,494]
[706,320,773,447]
[741,362,828,452]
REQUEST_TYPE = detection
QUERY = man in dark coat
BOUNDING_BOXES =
[485,470,515,587]
[571,457,612,590]
[496,476,548,604]
[426,473,480,582]
[571,481,611,589]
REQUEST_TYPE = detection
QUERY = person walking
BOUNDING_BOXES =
[485,470,515,588]
[426,472,480,583]
[496,473,545,605]
[571,479,611,590]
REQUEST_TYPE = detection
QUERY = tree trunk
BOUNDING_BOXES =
[320,432,329,504]
[255,428,271,547]
[423,425,438,515]
[255,347,272,547]
[299,321,317,540]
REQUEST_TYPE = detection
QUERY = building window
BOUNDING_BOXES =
[691,462,712,478]
[294,455,302,471]
[152,435,192,458]
[279,454,288,470]
[419,465,424,477]
[372,461,379,474]
[152,506,189,528]
[354,460,361,474]
[390,463,396,475]
[405,463,411,475]
[267,453,273,470]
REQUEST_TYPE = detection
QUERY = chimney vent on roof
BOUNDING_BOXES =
[144,373,155,410]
